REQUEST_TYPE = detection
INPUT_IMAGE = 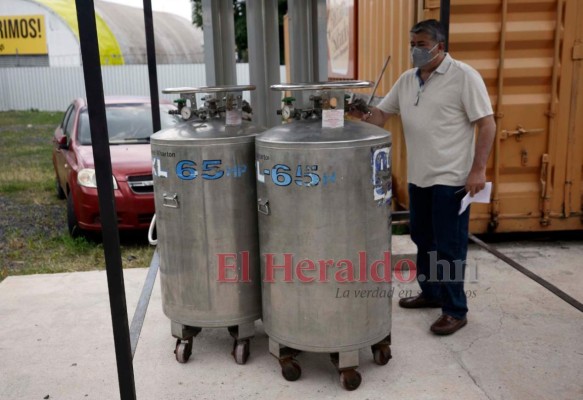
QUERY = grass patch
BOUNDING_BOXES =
[0,112,57,195]
[0,182,31,193]
[0,110,154,283]
[0,169,55,193]
[0,110,62,126]
[0,231,155,281]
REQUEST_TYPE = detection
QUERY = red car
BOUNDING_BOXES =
[52,97,178,237]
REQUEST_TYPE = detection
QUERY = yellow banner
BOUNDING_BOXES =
[0,15,48,55]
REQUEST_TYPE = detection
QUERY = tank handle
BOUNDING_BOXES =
[163,193,180,208]
[162,85,256,94]
[257,198,270,215]
[270,81,373,92]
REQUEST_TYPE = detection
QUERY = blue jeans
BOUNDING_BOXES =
[408,183,470,319]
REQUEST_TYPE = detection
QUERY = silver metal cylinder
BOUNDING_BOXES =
[256,118,392,353]
[152,119,263,328]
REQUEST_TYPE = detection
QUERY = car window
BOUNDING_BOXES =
[64,107,76,139]
[78,103,179,145]
[61,105,74,130]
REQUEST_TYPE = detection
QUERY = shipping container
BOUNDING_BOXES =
[355,0,583,233]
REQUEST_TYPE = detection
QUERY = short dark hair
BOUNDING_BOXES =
[410,19,446,43]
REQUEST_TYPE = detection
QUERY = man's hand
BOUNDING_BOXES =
[347,108,367,119]
[361,107,390,127]
[465,167,486,197]
[347,98,371,121]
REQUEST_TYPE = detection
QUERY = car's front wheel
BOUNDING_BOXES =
[55,178,66,200]
[67,194,83,238]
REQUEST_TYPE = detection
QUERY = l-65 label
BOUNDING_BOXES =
[256,161,336,187]
[152,157,247,181]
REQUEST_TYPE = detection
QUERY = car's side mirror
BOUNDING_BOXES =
[58,135,69,150]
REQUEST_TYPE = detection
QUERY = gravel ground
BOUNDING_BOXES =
[0,194,66,240]
[0,191,68,276]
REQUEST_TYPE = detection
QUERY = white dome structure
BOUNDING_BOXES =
[0,0,204,67]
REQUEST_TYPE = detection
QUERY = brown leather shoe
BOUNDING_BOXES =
[430,314,467,335]
[398,294,442,309]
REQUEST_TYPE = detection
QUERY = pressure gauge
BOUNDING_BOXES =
[282,105,292,120]
[180,106,192,120]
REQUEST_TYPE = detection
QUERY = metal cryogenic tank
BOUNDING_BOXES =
[256,81,393,390]
[150,85,262,365]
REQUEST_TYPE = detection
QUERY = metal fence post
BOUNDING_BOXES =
[74,1,137,398]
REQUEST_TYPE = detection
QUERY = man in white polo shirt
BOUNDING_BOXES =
[360,19,496,335]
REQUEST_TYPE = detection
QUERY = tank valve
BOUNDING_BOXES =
[170,98,195,121]
[161,85,257,124]
[271,81,374,123]
[169,98,186,115]
[277,96,297,122]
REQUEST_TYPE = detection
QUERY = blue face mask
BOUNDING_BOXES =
[410,43,439,68]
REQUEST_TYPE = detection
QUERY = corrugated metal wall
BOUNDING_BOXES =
[0,55,49,68]
[0,64,287,111]
[357,0,417,205]
[358,0,583,233]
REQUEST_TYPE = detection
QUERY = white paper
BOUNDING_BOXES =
[458,182,492,215]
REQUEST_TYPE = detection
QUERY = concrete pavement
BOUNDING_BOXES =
[1,240,582,400]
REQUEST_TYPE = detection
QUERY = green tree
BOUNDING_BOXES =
[191,0,287,64]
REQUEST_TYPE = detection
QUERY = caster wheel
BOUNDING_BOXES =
[372,345,392,366]
[232,339,250,365]
[329,352,339,365]
[280,358,301,381]
[174,338,193,363]
[340,369,362,391]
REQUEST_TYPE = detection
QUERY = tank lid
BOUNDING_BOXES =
[151,119,263,143]
[257,119,390,146]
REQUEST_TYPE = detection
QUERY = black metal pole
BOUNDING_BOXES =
[440,0,451,52]
[143,0,161,132]
[469,234,583,313]
[74,1,137,399]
